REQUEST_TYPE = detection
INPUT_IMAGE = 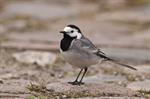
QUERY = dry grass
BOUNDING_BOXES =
[138,89,150,99]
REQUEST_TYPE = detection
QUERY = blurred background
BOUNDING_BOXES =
[0,0,150,98]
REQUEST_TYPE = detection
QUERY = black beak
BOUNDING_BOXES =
[60,31,66,34]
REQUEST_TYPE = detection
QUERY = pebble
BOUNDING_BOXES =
[12,50,56,67]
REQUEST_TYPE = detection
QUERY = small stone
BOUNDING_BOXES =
[12,50,56,67]
[127,80,150,91]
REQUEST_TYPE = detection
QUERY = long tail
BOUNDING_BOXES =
[97,52,137,70]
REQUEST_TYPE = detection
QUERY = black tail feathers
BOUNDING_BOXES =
[97,52,137,71]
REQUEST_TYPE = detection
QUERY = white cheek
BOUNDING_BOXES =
[69,32,77,37]
[68,32,82,39]
[76,33,82,39]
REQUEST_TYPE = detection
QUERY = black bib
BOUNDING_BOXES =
[60,34,76,51]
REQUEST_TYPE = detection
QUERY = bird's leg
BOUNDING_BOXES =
[68,68,83,85]
[74,68,83,82]
[78,67,88,85]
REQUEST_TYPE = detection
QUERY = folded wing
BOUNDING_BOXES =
[73,37,137,70]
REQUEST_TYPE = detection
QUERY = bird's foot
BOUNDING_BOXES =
[68,81,84,85]
[78,81,84,85]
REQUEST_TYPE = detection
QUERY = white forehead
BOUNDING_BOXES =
[64,27,72,32]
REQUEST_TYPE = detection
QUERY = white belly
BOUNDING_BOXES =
[61,50,99,68]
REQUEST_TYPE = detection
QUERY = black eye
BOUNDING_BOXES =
[71,30,74,33]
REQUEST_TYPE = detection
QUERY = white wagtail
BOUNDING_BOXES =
[59,24,137,85]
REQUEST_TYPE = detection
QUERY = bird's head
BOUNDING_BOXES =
[60,24,82,39]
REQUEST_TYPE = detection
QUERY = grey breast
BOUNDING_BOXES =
[62,37,100,67]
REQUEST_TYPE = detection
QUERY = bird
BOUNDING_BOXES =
[59,24,137,85]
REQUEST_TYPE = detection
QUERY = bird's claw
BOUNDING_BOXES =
[68,81,84,85]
